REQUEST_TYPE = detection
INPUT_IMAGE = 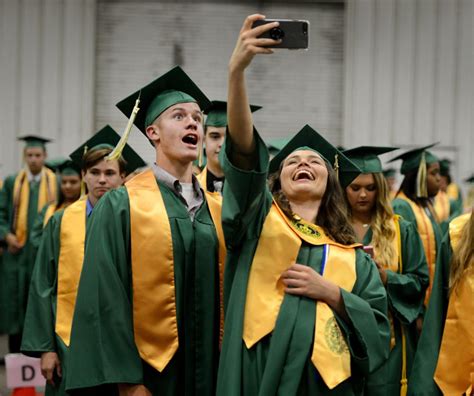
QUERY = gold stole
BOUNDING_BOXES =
[446,183,460,201]
[203,190,226,346]
[371,216,409,395]
[244,202,359,389]
[196,166,208,191]
[126,169,225,372]
[43,202,66,228]
[397,193,436,305]
[55,197,87,346]
[434,213,473,395]
[12,168,57,246]
[434,191,450,222]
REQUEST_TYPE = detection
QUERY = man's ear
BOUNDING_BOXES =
[146,123,160,143]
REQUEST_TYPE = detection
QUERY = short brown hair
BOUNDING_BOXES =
[82,147,127,174]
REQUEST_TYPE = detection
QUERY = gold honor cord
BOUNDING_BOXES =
[107,96,141,161]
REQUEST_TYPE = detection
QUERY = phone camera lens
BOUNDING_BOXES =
[270,27,285,40]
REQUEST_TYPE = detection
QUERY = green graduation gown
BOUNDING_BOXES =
[407,231,452,395]
[392,198,443,309]
[0,174,43,334]
[65,180,220,395]
[217,135,390,396]
[361,221,429,395]
[21,209,75,396]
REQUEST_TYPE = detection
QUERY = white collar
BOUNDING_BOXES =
[26,169,42,183]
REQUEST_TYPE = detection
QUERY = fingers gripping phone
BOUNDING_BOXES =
[251,19,310,50]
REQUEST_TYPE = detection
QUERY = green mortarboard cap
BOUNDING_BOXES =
[45,157,70,172]
[267,137,291,156]
[69,125,146,175]
[389,143,439,175]
[45,157,80,176]
[116,66,211,135]
[383,168,397,178]
[269,125,361,188]
[18,135,51,148]
[57,159,81,176]
[439,159,452,176]
[204,101,262,128]
[464,174,474,184]
[342,146,399,174]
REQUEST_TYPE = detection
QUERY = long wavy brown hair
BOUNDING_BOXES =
[449,210,474,294]
[366,173,397,267]
[268,161,356,245]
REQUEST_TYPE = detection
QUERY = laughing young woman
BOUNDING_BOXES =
[216,14,390,396]
[342,146,429,396]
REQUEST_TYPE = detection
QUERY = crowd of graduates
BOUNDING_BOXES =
[0,14,473,396]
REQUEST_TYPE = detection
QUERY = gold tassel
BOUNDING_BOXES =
[416,152,428,198]
[80,145,88,198]
[198,139,204,168]
[333,154,339,181]
[107,96,141,161]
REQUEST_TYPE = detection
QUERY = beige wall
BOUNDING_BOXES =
[0,0,96,176]
[1,0,472,191]
[344,0,473,186]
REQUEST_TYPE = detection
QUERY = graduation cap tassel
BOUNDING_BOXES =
[333,154,340,181]
[198,139,204,168]
[80,145,88,198]
[416,152,428,198]
[107,97,141,161]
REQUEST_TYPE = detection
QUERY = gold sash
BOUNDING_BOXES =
[434,213,473,395]
[12,168,57,246]
[55,197,87,346]
[446,183,460,201]
[126,169,225,371]
[434,191,450,223]
[203,190,226,346]
[42,203,67,228]
[196,167,208,191]
[397,193,436,305]
[244,202,360,389]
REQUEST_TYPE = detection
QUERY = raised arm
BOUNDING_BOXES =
[227,14,279,169]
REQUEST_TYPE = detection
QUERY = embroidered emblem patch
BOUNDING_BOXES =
[293,221,321,238]
[324,317,349,355]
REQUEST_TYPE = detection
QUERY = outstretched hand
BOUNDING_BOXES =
[229,14,280,73]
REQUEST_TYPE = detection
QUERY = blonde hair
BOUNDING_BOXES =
[449,210,474,293]
[370,173,398,268]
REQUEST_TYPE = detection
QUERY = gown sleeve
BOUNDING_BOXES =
[0,176,14,239]
[21,211,62,357]
[65,188,143,391]
[220,128,271,248]
[407,233,450,396]
[385,219,429,324]
[336,250,391,375]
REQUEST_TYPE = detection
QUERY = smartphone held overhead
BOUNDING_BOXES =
[252,19,309,50]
